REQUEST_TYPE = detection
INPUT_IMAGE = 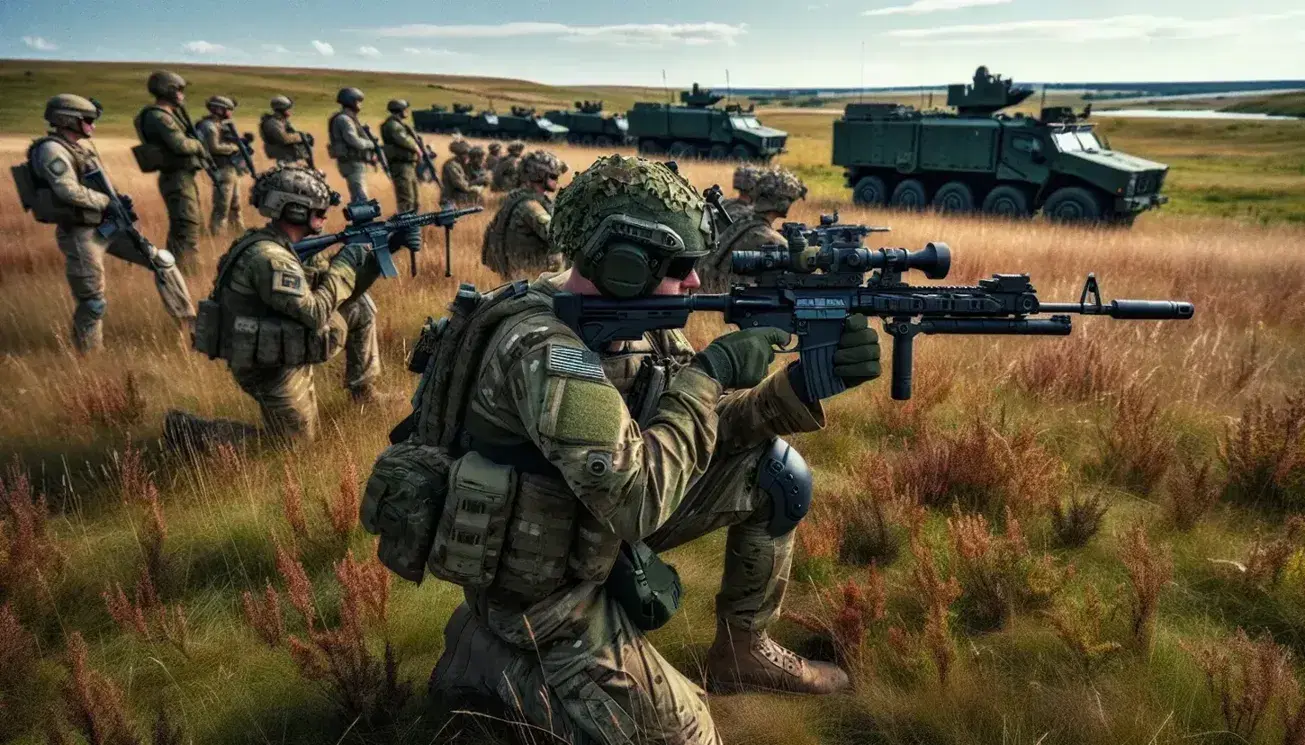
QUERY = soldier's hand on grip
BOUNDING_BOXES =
[333,241,373,270]
[833,314,880,388]
[388,225,422,253]
[692,327,791,390]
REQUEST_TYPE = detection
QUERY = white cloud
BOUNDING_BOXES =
[357,45,382,58]
[358,21,747,46]
[887,11,1305,42]
[311,40,335,56]
[865,0,1011,16]
[402,46,459,56]
[182,40,225,54]
[262,43,290,54]
[22,36,57,51]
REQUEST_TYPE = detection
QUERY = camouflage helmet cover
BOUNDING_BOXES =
[336,87,365,106]
[520,150,568,184]
[147,70,187,98]
[752,168,808,214]
[488,142,502,155]
[387,98,409,113]
[552,155,712,264]
[270,95,293,112]
[44,94,101,129]
[448,138,470,156]
[206,95,237,112]
[732,164,762,195]
[250,165,338,220]
[506,140,525,155]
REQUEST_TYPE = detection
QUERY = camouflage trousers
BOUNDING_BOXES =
[337,160,370,204]
[159,169,201,275]
[209,166,245,235]
[391,162,420,214]
[432,441,794,745]
[55,224,151,353]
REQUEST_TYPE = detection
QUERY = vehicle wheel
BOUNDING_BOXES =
[580,134,596,146]
[932,181,976,213]
[709,144,730,160]
[889,179,928,210]
[595,135,612,147]
[852,175,888,206]
[1043,187,1104,222]
[981,185,1032,218]
[639,139,665,155]
[668,141,696,159]
[730,144,754,161]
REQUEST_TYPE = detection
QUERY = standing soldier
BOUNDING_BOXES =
[134,70,207,274]
[466,145,490,187]
[380,99,422,213]
[164,165,410,448]
[490,140,525,192]
[327,87,376,203]
[722,164,762,222]
[195,95,251,236]
[484,142,503,172]
[440,138,483,207]
[17,94,193,353]
[700,168,808,292]
[260,95,313,166]
[480,150,568,279]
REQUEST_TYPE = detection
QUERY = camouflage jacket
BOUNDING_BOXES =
[29,133,110,219]
[380,116,420,164]
[441,159,482,205]
[260,113,307,162]
[195,115,241,169]
[328,110,374,162]
[480,188,556,278]
[135,105,206,172]
[490,155,521,192]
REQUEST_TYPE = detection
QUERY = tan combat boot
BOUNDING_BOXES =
[705,622,851,695]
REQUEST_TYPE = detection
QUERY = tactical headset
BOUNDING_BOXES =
[576,214,709,299]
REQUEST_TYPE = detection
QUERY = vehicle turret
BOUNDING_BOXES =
[946,66,1034,115]
[680,83,724,108]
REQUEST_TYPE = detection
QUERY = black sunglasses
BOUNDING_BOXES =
[664,256,698,280]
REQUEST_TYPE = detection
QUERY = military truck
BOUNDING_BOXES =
[831,67,1169,224]
[544,101,632,146]
[626,84,787,161]
[491,106,570,142]
[411,103,497,136]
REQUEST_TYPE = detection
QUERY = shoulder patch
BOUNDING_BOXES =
[272,270,306,296]
[545,344,605,381]
[46,157,69,177]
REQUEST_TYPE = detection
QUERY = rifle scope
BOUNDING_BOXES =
[732,242,951,279]
[343,199,382,222]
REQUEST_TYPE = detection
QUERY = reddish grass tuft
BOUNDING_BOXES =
[1050,491,1111,548]
[325,457,360,540]
[0,603,40,729]
[241,581,285,648]
[1220,391,1305,511]
[1244,516,1305,590]
[1183,628,1295,741]
[1044,585,1123,678]
[908,516,961,686]
[947,508,1074,631]
[282,462,309,541]
[1096,381,1174,496]
[1166,455,1223,532]
[1011,336,1127,402]
[1119,523,1173,653]
[785,568,888,667]
[62,632,140,745]
[0,458,63,608]
[67,371,145,430]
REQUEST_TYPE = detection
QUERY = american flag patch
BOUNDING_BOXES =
[545,345,605,380]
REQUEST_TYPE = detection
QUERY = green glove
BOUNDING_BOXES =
[692,327,791,390]
[833,314,881,388]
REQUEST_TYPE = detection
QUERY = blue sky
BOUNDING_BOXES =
[2,0,1303,87]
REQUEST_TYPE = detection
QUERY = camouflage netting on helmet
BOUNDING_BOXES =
[732,165,762,195]
[520,151,568,184]
[250,164,335,218]
[44,94,100,128]
[752,168,808,214]
[551,154,711,260]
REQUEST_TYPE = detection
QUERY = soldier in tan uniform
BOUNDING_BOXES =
[134,70,207,274]
[19,94,192,353]
[328,87,376,203]
[164,166,405,448]
[480,150,568,279]
[194,95,250,235]
[722,164,762,222]
[440,138,483,207]
[260,95,313,166]
[490,140,525,192]
[380,99,422,214]
[700,168,808,293]
[484,142,503,173]
[398,155,879,744]
[466,145,489,188]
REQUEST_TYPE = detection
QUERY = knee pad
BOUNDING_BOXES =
[82,297,108,320]
[757,437,812,537]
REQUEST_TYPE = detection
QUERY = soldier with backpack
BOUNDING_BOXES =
[480,150,567,279]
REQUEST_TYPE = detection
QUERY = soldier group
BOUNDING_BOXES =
[19,70,834,745]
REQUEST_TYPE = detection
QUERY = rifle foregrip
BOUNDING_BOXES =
[1110,300,1195,320]
[891,333,913,401]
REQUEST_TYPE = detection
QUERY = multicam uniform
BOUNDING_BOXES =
[441,141,484,207]
[700,169,808,293]
[380,110,422,213]
[135,104,205,273]
[490,152,522,192]
[195,109,246,235]
[480,190,556,279]
[260,105,310,166]
[328,107,375,203]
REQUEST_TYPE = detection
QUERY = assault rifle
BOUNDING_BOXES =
[222,120,258,176]
[414,136,440,187]
[299,131,317,170]
[554,189,1194,401]
[84,167,196,320]
[361,124,391,177]
[292,199,482,279]
[176,105,219,185]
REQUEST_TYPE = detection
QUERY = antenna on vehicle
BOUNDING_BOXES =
[726,69,732,106]
[1040,84,1047,115]
[859,41,865,103]
[662,69,670,104]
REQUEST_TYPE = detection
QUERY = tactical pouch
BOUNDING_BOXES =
[228,316,259,368]
[255,318,284,367]
[493,474,573,600]
[361,440,453,583]
[131,143,166,173]
[427,451,516,588]
[192,299,222,358]
[569,507,622,584]
[606,541,683,632]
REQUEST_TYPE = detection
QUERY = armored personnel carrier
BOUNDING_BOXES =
[490,105,570,142]
[831,67,1169,224]
[626,84,787,161]
[411,103,497,136]
[544,101,632,146]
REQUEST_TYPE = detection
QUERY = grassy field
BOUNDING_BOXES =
[1225,92,1305,118]
[3,61,1305,745]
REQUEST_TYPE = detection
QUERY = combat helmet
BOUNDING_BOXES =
[44,94,101,129]
[249,165,340,225]
[520,150,567,186]
[448,138,470,156]
[336,87,365,106]
[506,140,525,156]
[752,168,807,216]
[147,70,187,100]
[732,165,762,197]
[270,95,294,112]
[552,155,713,299]
[206,95,237,113]
[387,99,409,114]
[468,145,486,161]
[488,142,502,155]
